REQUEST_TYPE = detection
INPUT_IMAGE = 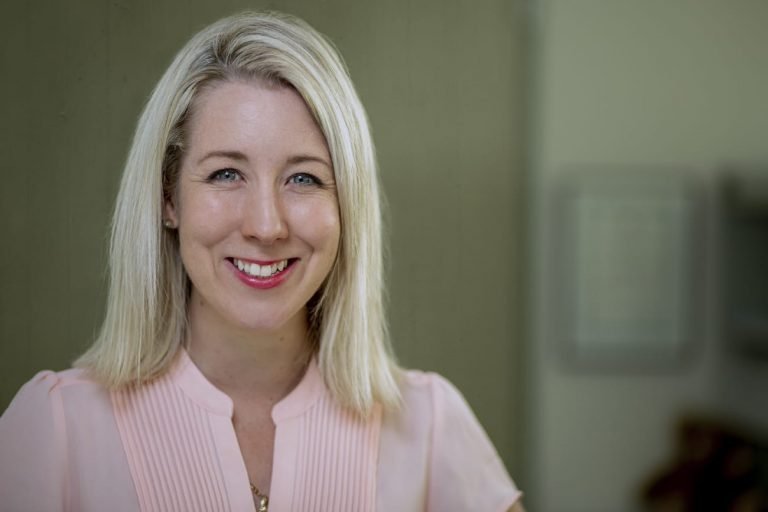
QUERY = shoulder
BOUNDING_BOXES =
[381,369,487,464]
[1,368,110,429]
[17,367,96,391]
[1,367,111,432]
[1,369,138,510]
[9,366,103,395]
[395,368,474,423]
[379,369,522,511]
[0,368,108,510]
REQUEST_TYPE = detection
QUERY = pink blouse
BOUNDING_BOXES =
[0,351,520,511]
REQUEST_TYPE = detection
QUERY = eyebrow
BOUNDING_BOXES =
[197,150,248,166]
[196,150,331,169]
[286,154,332,168]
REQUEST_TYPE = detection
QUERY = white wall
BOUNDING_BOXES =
[527,1,768,511]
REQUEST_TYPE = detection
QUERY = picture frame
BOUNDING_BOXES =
[552,168,703,370]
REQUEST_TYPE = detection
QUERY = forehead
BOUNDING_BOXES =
[184,79,331,163]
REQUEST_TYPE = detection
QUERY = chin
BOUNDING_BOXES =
[229,309,305,335]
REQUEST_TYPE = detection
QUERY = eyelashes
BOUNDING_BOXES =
[204,168,329,188]
[288,173,322,187]
[206,168,242,183]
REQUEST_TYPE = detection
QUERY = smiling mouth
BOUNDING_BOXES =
[229,257,296,278]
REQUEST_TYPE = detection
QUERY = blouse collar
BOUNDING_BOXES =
[170,348,325,423]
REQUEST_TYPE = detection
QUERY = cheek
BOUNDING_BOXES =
[177,190,242,249]
[288,196,341,251]
[315,203,341,248]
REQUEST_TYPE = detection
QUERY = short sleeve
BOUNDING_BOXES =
[427,375,522,512]
[0,371,67,511]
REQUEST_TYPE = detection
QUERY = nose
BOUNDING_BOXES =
[241,185,288,244]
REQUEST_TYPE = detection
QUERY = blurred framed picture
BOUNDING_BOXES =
[553,169,702,370]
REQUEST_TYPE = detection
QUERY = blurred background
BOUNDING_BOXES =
[1,1,767,511]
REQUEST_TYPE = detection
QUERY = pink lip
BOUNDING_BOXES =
[228,258,295,290]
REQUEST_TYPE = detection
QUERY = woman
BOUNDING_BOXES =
[0,11,523,511]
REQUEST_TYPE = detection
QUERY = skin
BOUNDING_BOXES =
[165,79,340,493]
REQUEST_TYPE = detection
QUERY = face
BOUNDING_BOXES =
[166,80,340,335]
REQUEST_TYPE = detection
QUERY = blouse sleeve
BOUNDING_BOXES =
[0,371,67,511]
[427,374,522,512]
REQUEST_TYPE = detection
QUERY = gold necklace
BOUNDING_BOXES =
[250,483,269,512]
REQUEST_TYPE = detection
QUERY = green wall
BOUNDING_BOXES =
[0,0,527,477]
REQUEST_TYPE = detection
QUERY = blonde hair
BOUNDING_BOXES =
[76,11,400,415]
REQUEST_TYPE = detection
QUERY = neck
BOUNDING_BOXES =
[185,293,313,405]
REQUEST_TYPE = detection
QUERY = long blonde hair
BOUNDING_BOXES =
[76,11,400,415]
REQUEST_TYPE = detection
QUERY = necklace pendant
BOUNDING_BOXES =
[250,483,269,512]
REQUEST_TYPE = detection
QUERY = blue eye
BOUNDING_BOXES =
[208,168,241,182]
[289,173,320,186]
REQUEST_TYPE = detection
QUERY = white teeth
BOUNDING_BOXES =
[233,258,289,278]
